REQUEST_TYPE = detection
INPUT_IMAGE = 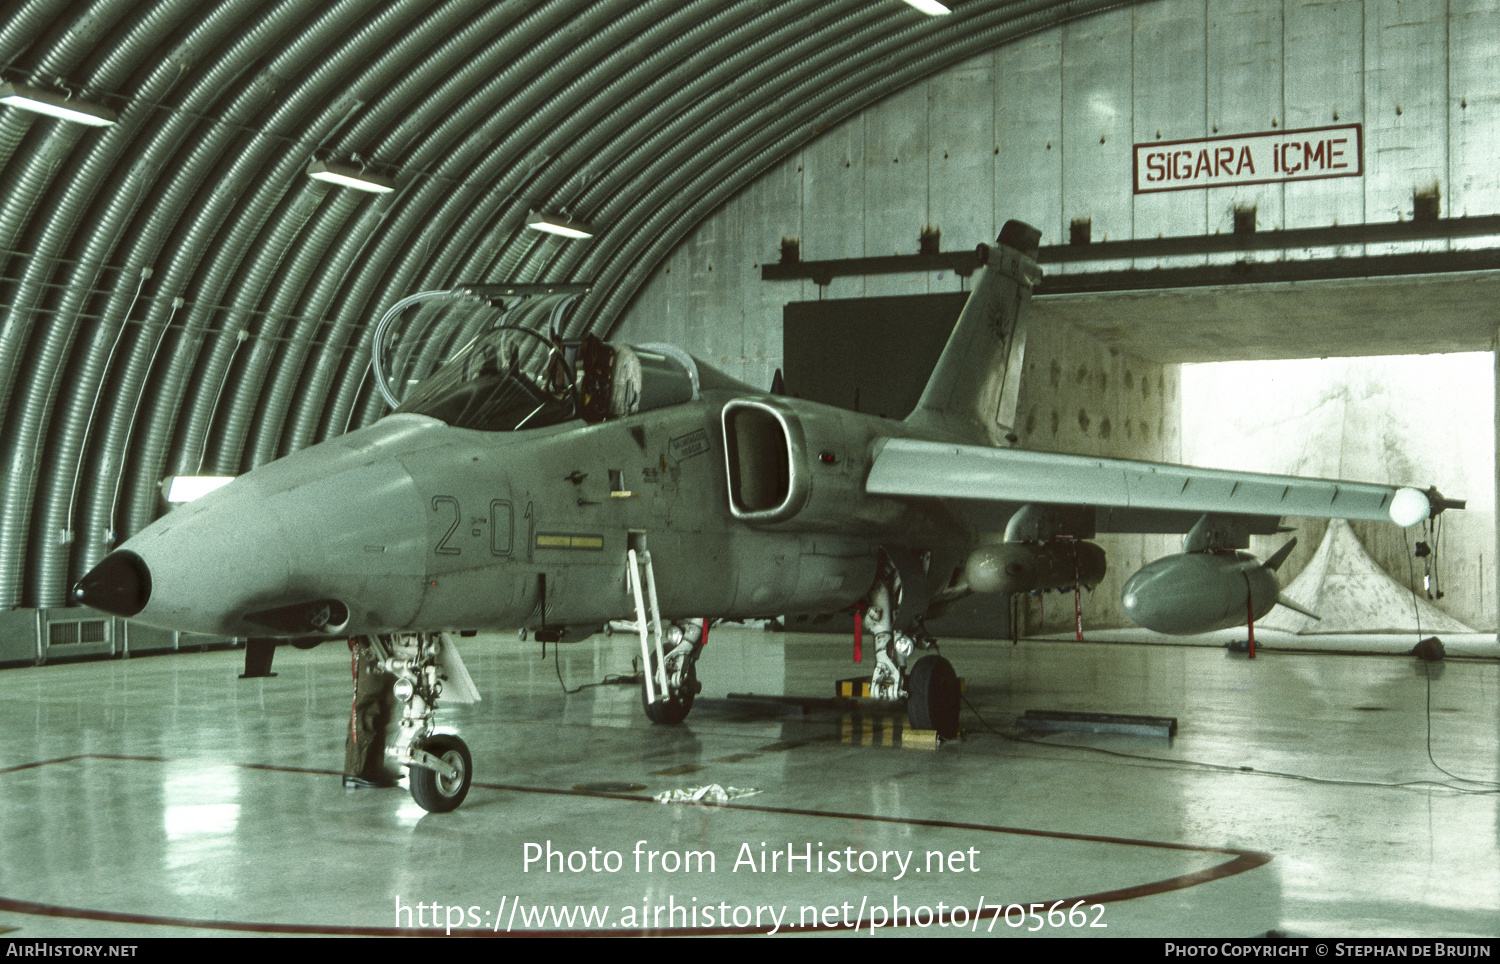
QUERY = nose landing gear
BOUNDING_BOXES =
[626,545,707,725]
[371,632,482,812]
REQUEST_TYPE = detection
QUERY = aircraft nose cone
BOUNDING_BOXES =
[74,550,152,617]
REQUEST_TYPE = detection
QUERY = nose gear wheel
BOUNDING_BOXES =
[408,733,473,813]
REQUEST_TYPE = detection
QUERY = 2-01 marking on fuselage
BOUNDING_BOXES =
[432,496,461,555]
[431,496,516,556]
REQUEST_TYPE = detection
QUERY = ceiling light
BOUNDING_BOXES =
[0,81,116,127]
[899,0,952,14]
[306,159,395,194]
[526,212,594,239]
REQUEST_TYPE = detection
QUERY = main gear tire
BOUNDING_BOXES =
[641,651,697,724]
[409,734,472,813]
[905,655,960,740]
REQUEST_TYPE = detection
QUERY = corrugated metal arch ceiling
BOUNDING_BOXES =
[0,0,1128,609]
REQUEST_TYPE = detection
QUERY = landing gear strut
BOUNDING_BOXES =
[864,581,918,702]
[864,563,961,740]
[370,632,482,812]
[627,545,705,724]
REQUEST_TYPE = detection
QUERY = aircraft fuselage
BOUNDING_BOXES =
[81,391,967,639]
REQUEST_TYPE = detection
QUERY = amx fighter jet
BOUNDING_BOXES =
[75,220,1457,812]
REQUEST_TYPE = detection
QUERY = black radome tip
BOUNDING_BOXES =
[74,550,151,617]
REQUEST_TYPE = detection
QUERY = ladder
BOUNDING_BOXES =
[627,547,669,703]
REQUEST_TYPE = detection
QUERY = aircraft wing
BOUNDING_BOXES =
[865,438,1440,527]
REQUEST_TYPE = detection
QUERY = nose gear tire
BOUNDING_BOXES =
[409,734,472,813]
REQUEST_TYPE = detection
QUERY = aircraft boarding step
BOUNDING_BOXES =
[626,547,670,704]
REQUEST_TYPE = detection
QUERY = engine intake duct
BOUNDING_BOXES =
[723,400,806,522]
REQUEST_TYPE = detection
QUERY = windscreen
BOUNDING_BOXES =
[393,326,576,431]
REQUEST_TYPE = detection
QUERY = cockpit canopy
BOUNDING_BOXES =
[394,326,699,432]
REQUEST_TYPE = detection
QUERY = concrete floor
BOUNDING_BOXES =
[0,627,1496,938]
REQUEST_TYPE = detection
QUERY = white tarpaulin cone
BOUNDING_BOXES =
[1261,519,1474,634]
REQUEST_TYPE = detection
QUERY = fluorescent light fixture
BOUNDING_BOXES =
[306,159,395,194]
[162,476,235,504]
[526,211,594,239]
[0,81,116,127]
[899,0,951,14]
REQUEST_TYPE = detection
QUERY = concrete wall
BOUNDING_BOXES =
[610,0,1499,632]
[613,0,1500,381]
[1011,325,1185,632]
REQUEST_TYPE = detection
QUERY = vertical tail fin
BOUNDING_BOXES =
[905,220,1042,445]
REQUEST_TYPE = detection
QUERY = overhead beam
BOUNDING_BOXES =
[761,216,1500,288]
[1039,249,1500,296]
[1040,214,1500,263]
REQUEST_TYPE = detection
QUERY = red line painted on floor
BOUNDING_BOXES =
[0,753,1273,936]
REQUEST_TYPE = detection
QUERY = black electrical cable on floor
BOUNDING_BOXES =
[1422,662,1499,788]
[550,646,640,696]
[1405,529,1500,789]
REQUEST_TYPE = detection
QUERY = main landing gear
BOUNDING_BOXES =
[641,621,705,724]
[864,567,962,741]
[904,653,961,740]
[369,632,483,812]
[627,545,704,725]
